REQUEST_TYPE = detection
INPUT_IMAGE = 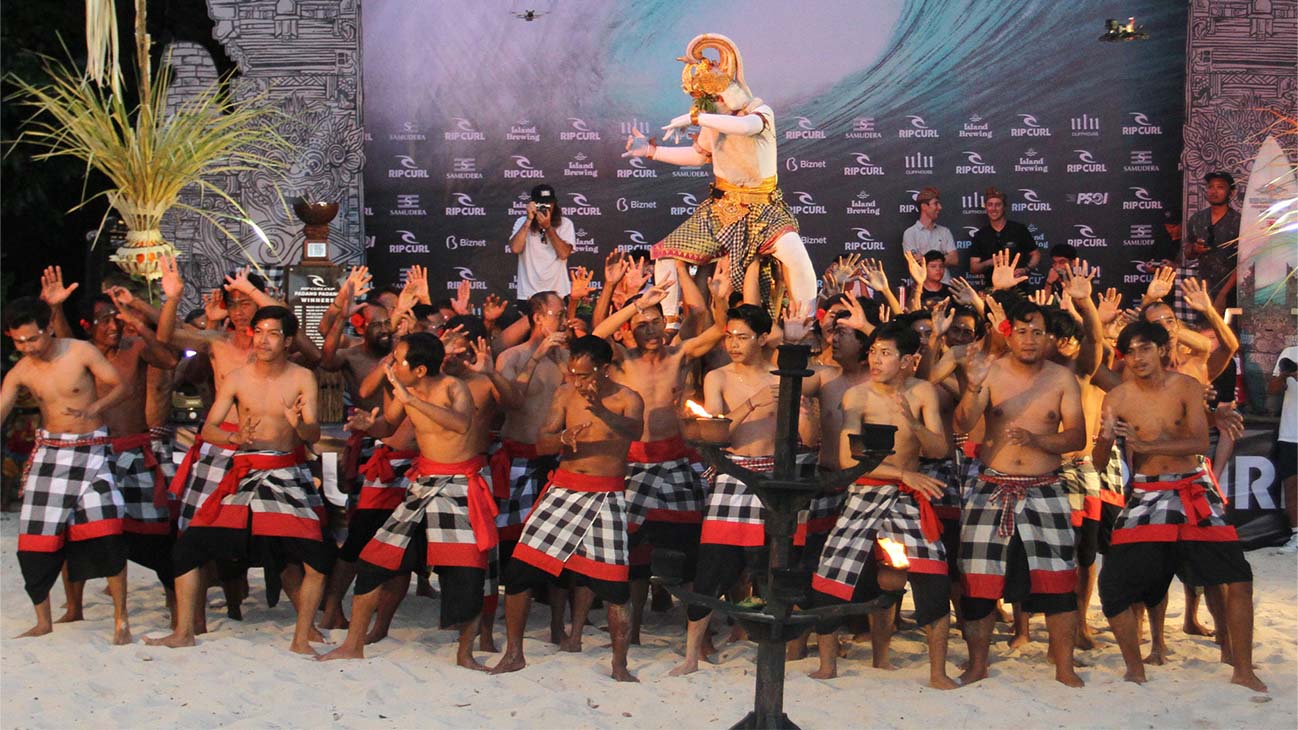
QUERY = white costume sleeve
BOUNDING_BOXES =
[697,112,764,136]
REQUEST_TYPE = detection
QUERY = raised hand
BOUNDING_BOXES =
[39,265,80,306]
[345,407,379,433]
[604,250,629,286]
[622,128,655,159]
[991,250,1028,291]
[482,294,507,323]
[661,112,694,143]
[709,259,734,304]
[820,269,844,298]
[284,393,306,428]
[1097,287,1123,324]
[1214,401,1245,441]
[384,362,411,403]
[1144,266,1176,302]
[638,273,677,309]
[1180,277,1214,313]
[860,258,890,293]
[839,295,872,334]
[204,288,228,324]
[223,266,255,295]
[560,422,592,451]
[452,279,472,315]
[232,415,261,448]
[159,254,184,301]
[1063,260,1096,301]
[1029,288,1054,307]
[624,256,651,292]
[933,303,956,337]
[781,299,815,344]
[904,250,927,285]
[467,337,495,373]
[406,264,429,305]
[964,346,993,387]
[570,266,594,301]
[949,277,978,306]
[984,294,1007,335]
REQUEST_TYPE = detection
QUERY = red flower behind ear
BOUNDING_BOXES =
[816,308,827,323]
[79,319,90,330]
[998,319,1012,337]
[350,312,366,330]
[246,327,254,337]
[1113,350,1124,361]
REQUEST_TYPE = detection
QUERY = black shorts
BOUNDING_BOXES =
[125,531,176,588]
[630,522,702,582]
[173,526,335,608]
[1075,517,1100,568]
[940,517,962,577]
[687,544,766,622]
[811,549,950,633]
[338,508,393,563]
[503,559,630,605]
[18,534,129,605]
[1096,502,1122,555]
[1099,540,1253,618]
[960,534,1075,620]
[1274,440,1297,485]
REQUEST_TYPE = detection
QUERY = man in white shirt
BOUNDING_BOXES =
[1271,346,1297,552]
[902,187,957,282]
[509,184,574,301]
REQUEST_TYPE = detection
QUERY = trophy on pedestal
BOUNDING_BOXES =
[285,198,345,421]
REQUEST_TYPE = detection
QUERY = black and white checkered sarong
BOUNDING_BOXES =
[111,435,172,529]
[19,428,123,552]
[960,468,1075,599]
[513,470,630,581]
[624,454,706,529]
[700,453,774,548]
[1111,470,1237,544]
[175,440,237,531]
[360,468,492,571]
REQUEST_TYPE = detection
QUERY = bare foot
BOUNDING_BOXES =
[807,666,837,680]
[1230,669,1267,693]
[872,659,897,671]
[317,644,364,661]
[1075,628,1095,651]
[457,655,490,672]
[479,634,498,653]
[559,633,583,653]
[15,623,53,639]
[319,613,349,631]
[1143,646,1168,665]
[727,624,747,643]
[307,625,327,644]
[611,665,639,682]
[959,665,988,685]
[144,631,195,648]
[1183,619,1215,637]
[1055,666,1085,688]
[651,587,673,613]
[489,653,526,675]
[668,658,699,676]
[929,673,960,690]
[700,633,718,660]
[54,610,84,624]
[289,640,319,657]
[112,623,132,645]
[549,626,565,644]
[194,614,208,636]
[364,627,388,645]
[786,642,807,661]
[1219,645,1235,666]
[629,630,641,646]
[227,603,242,621]
[1123,667,1147,684]
[1007,633,1030,650]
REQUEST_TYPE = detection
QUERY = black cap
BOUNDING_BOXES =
[1204,171,1235,188]
[1163,206,1182,223]
[530,184,556,203]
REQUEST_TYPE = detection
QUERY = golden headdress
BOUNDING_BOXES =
[678,34,750,100]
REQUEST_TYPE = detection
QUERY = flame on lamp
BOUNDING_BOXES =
[685,399,713,418]
[877,537,910,569]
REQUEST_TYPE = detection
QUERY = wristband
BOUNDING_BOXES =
[690,109,700,126]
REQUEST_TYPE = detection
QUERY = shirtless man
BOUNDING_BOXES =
[1094,320,1265,692]
[319,332,496,670]
[146,307,328,655]
[671,304,783,676]
[808,324,955,688]
[491,335,645,682]
[954,301,1087,687]
[1,297,131,643]
[592,258,724,641]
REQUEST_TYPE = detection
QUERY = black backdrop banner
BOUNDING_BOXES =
[361,0,1186,300]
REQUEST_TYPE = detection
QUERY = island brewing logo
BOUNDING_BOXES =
[785,157,827,172]
[785,116,827,140]
[388,121,426,141]
[898,115,939,139]
[1124,224,1156,247]
[1122,112,1162,136]
[444,234,487,251]
[390,193,427,217]
[388,155,429,179]
[1014,188,1052,212]
[959,114,992,139]
[445,192,487,217]
[1067,149,1107,173]
[615,197,657,212]
[1124,150,1160,173]
[565,152,598,178]
[560,117,601,141]
[1011,114,1052,137]
[446,157,484,180]
[567,193,602,217]
[571,228,599,253]
[1067,224,1107,248]
[508,193,531,216]
[671,192,699,216]
[392,230,430,254]
[843,153,885,176]
[504,155,545,179]
[1069,114,1101,137]
[444,117,486,141]
[618,156,657,179]
[506,118,541,142]
[846,117,883,140]
[843,227,885,251]
[1123,187,1163,210]
[447,266,488,290]
[846,190,881,216]
[1015,148,1048,173]
[787,191,827,216]
[961,191,986,216]
[904,152,934,175]
[956,151,996,175]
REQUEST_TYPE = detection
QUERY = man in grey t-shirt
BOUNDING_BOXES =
[902,186,957,282]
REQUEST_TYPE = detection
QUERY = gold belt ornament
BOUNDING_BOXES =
[711,176,778,227]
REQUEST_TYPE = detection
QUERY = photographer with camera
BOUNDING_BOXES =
[509,184,575,302]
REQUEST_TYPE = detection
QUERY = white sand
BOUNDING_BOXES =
[1,511,1294,729]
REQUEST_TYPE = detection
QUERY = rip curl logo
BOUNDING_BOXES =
[1068,224,1107,248]
[446,266,486,290]
[629,157,648,169]
[844,227,884,251]
[618,154,657,178]
[785,116,826,140]
[1013,189,1051,212]
[1123,186,1163,210]
[908,116,931,129]
[390,230,429,254]
[624,230,648,245]
[963,226,980,238]
[307,274,327,288]
[1019,188,1043,203]
[1123,112,1162,135]
[1067,149,1107,173]
[444,117,485,141]
[788,191,826,215]
[671,192,698,216]
[504,155,544,179]
[445,192,486,217]
[1019,114,1044,128]
[1075,225,1098,238]
[561,117,601,141]
[898,189,921,214]
[567,193,602,217]
[388,155,429,179]
[956,150,996,175]
[898,115,939,138]
[1124,259,1156,284]
[843,152,885,176]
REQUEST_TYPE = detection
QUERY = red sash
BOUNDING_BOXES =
[359,444,420,484]
[342,430,368,483]
[407,455,498,552]
[628,435,691,463]
[168,422,238,498]
[855,476,942,544]
[1133,471,1214,526]
[489,439,539,499]
[192,447,306,525]
[111,432,167,508]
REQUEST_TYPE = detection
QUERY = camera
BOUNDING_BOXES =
[536,203,553,213]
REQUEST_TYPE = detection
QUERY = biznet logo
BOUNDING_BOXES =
[390,193,427,217]
[846,116,883,140]
[904,152,934,175]
[955,150,996,175]
[785,156,827,172]
[392,230,430,254]
[843,152,885,176]
[444,235,487,251]
[671,192,699,216]
[1013,188,1052,212]
[567,192,602,216]
[1069,114,1100,137]
[447,157,483,180]
[846,190,881,216]
[1123,186,1164,210]
[787,191,827,216]
[565,152,598,178]
[1125,149,1160,173]
[961,191,986,215]
[898,115,939,138]
[388,155,429,178]
[560,117,601,141]
[504,155,545,179]
[389,121,426,141]
[1067,149,1108,173]
[445,192,486,216]
[506,118,540,142]
[1011,114,1052,137]
[1124,224,1156,247]
[1015,148,1048,173]
[785,116,827,140]
[1122,112,1162,135]
[843,227,886,251]
[618,156,657,178]
[1067,224,1107,248]
[1067,192,1110,205]
[444,117,486,141]
[959,113,992,139]
[447,266,488,291]
[615,197,657,212]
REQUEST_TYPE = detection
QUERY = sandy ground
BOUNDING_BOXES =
[1,511,1294,729]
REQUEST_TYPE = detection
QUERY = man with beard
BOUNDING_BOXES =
[1184,171,1240,312]
[968,187,1038,287]
[146,307,328,655]
[954,301,1087,687]
[1095,321,1264,692]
